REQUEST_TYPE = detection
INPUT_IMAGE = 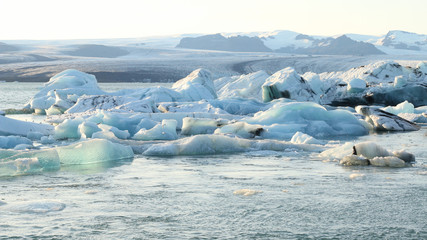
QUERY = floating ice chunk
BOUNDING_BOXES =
[56,139,134,165]
[0,148,61,176]
[0,136,32,149]
[247,101,368,138]
[370,156,406,168]
[78,121,101,138]
[28,69,105,112]
[349,173,365,179]
[214,122,263,139]
[54,118,85,140]
[143,134,316,156]
[262,67,316,102]
[2,201,66,213]
[216,71,270,101]
[392,150,415,163]
[356,106,420,131]
[40,135,55,144]
[172,68,217,101]
[290,132,322,145]
[26,132,44,141]
[0,115,54,136]
[14,144,33,150]
[340,155,369,166]
[181,117,228,135]
[143,135,251,155]
[319,142,354,160]
[381,101,415,115]
[92,131,120,142]
[233,189,262,196]
[353,141,391,159]
[132,119,178,141]
[135,118,158,132]
[98,124,130,139]
[347,78,366,93]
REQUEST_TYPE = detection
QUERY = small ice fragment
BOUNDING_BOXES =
[349,173,365,179]
[233,189,262,196]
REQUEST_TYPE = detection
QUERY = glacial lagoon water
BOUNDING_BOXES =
[0,82,426,239]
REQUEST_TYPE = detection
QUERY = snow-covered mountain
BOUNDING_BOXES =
[376,30,427,51]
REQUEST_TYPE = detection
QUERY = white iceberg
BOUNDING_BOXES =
[262,67,316,102]
[27,69,105,114]
[290,132,322,145]
[216,70,270,101]
[172,68,217,101]
[0,115,54,136]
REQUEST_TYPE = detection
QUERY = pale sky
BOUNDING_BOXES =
[0,0,425,40]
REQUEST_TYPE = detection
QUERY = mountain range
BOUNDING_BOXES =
[176,30,427,55]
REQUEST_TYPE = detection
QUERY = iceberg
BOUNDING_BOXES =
[381,101,415,115]
[214,122,264,139]
[262,67,316,102]
[56,139,134,165]
[216,70,270,101]
[0,115,54,136]
[172,68,217,101]
[143,134,319,156]
[181,117,228,135]
[132,119,178,141]
[356,106,420,131]
[246,101,368,138]
[290,132,322,145]
[0,136,32,149]
[27,69,105,114]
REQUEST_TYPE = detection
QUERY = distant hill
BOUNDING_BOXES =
[0,42,18,53]
[276,35,385,55]
[63,44,129,58]
[176,34,272,52]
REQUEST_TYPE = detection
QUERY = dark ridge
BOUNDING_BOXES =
[176,34,272,52]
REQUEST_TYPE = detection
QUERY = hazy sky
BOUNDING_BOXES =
[1,0,425,40]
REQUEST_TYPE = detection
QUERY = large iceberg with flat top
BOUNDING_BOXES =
[0,115,54,136]
[245,101,368,138]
